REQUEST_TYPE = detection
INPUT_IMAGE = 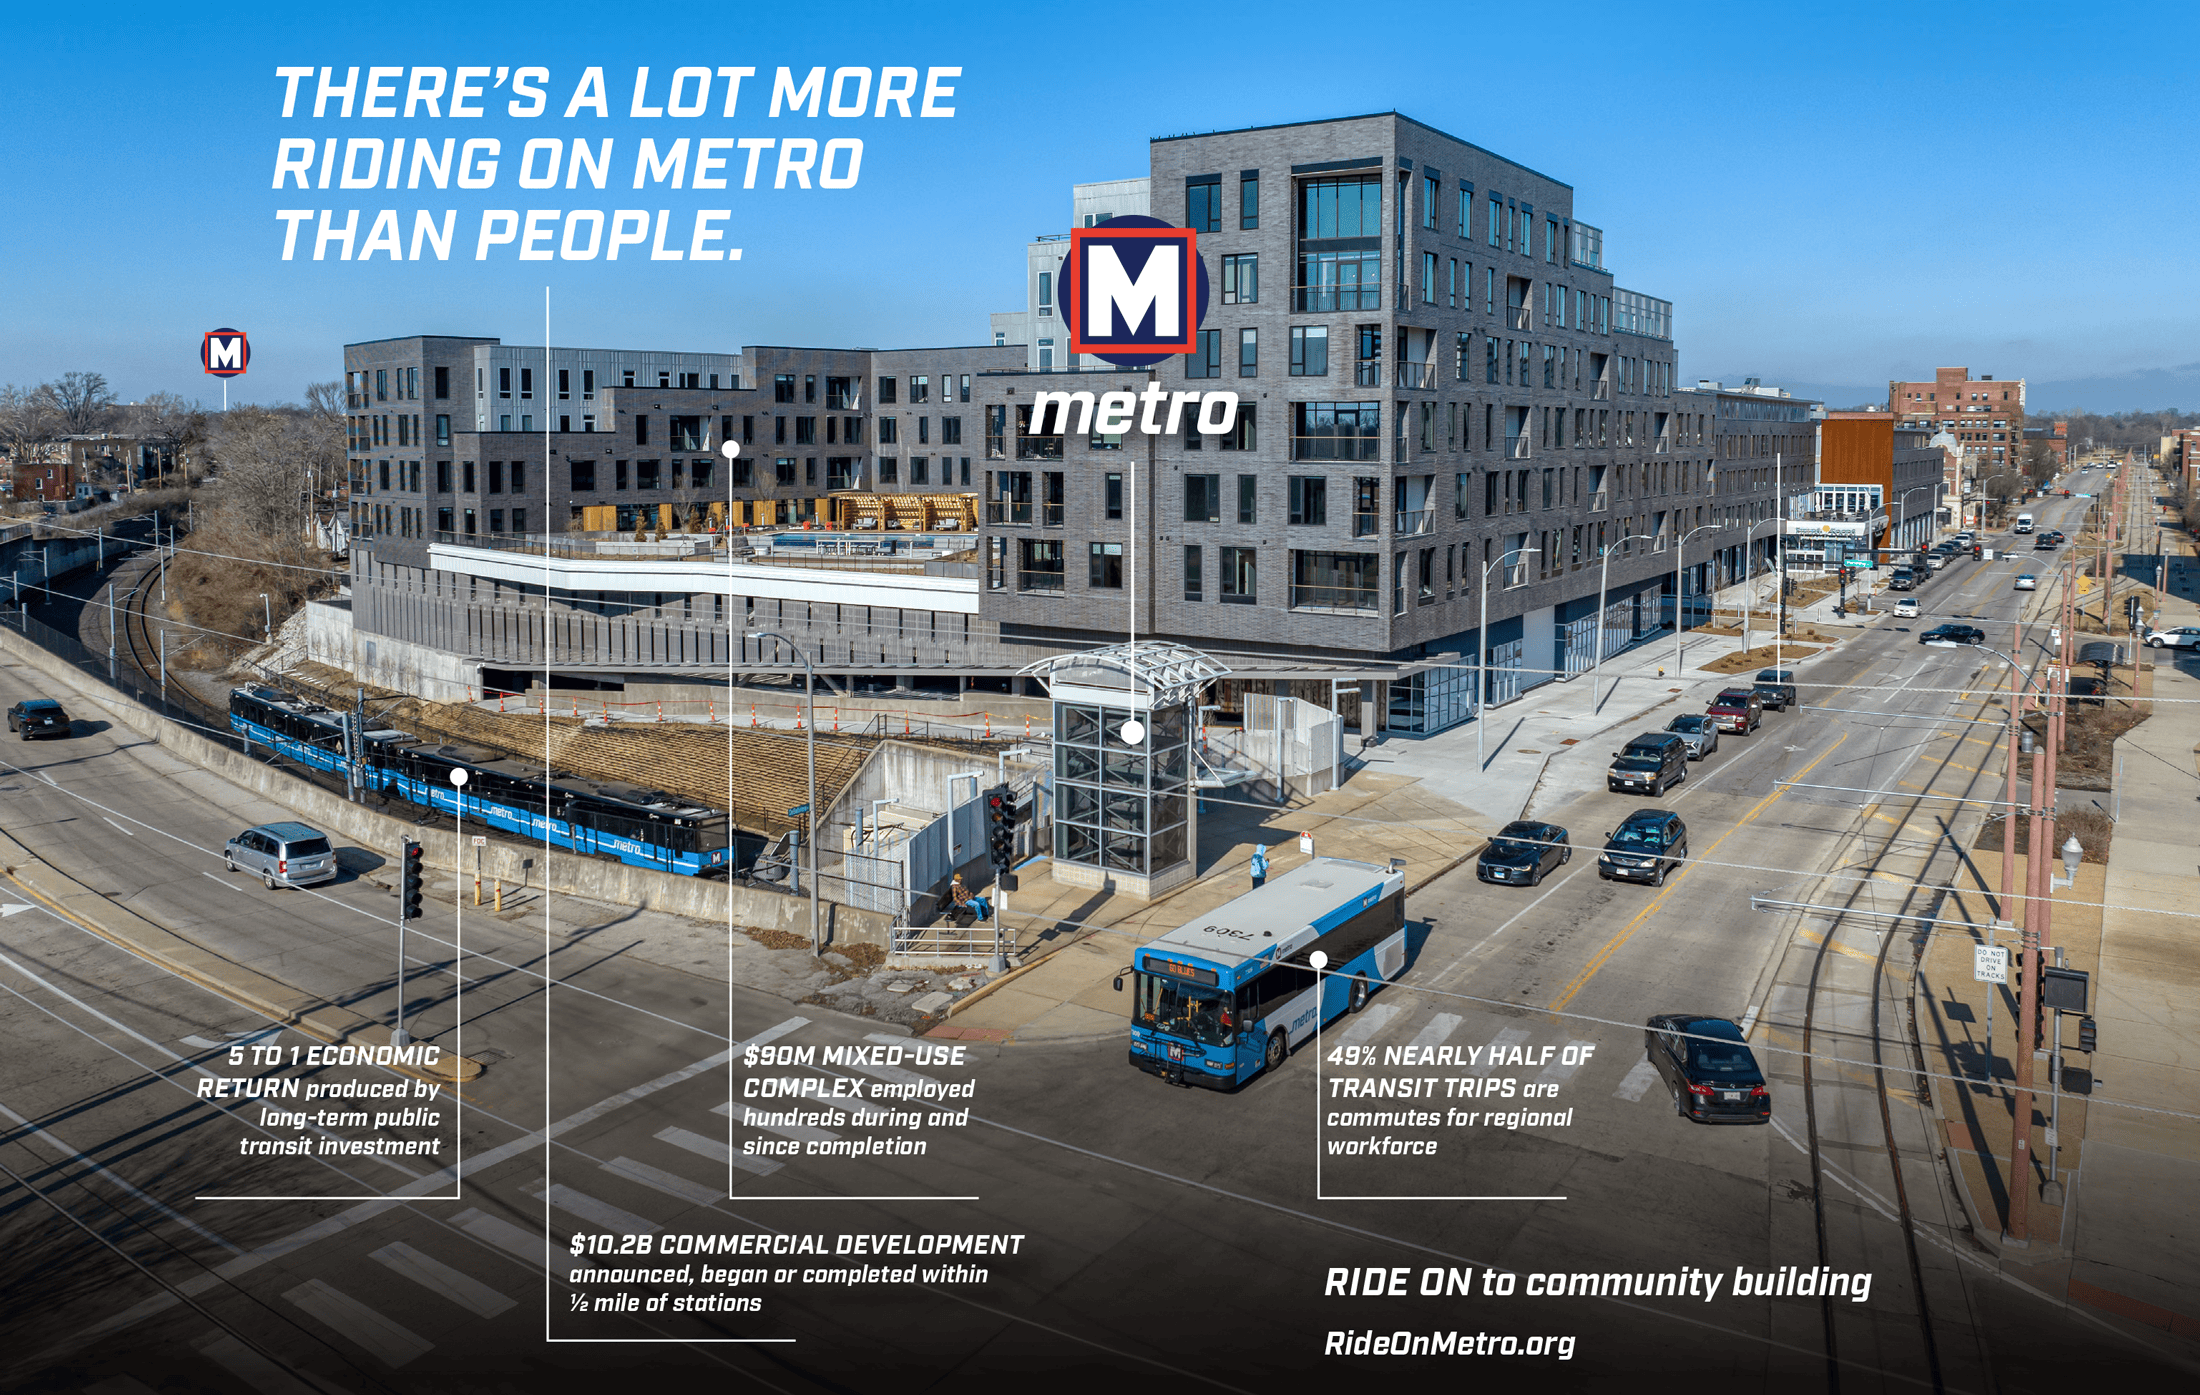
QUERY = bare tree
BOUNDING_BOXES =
[118,391,205,487]
[0,383,58,483]
[43,371,117,434]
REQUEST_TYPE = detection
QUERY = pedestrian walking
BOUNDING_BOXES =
[1250,845,1269,889]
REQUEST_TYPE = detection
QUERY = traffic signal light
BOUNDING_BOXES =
[401,841,425,919]
[2077,1015,2097,1053]
[984,785,1018,868]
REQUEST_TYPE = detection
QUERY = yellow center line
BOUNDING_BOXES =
[1545,732,1851,1013]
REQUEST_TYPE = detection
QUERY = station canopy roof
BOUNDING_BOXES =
[1019,641,1231,712]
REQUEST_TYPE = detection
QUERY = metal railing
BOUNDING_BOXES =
[1292,436,1382,463]
[1354,361,1383,387]
[1293,286,1382,313]
[1394,362,1436,390]
[1505,435,1531,459]
[1394,507,1434,536]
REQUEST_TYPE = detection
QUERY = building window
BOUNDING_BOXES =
[1220,546,1257,604]
[1421,251,1437,304]
[774,374,795,403]
[1043,471,1064,527]
[1221,253,1258,305]
[435,414,450,446]
[1184,473,1220,523]
[1289,325,1329,377]
[1292,402,1380,461]
[1018,538,1064,591]
[519,367,533,400]
[1239,328,1258,378]
[942,416,962,445]
[1188,329,1222,379]
[880,417,899,445]
[1220,406,1257,451]
[1289,475,1327,525]
[794,417,815,446]
[636,459,660,490]
[910,456,928,484]
[1186,174,1221,232]
[1104,473,1123,519]
[497,367,509,399]
[1183,545,1203,601]
[1089,541,1124,589]
[878,456,898,485]
[878,376,897,405]
[436,460,452,492]
[1290,550,1376,611]
[989,469,1033,525]
[1239,171,1259,229]
[1237,474,1258,524]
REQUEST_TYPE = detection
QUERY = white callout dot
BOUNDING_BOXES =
[720,440,741,459]
[1308,951,1328,970]
[1120,719,1145,745]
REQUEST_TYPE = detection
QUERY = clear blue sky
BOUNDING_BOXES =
[4,1,2195,413]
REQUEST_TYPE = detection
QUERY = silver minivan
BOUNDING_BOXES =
[224,821,337,889]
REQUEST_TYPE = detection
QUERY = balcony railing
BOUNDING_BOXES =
[1352,510,1380,538]
[1505,435,1530,459]
[1395,362,1436,390]
[1508,306,1532,331]
[1355,361,1383,387]
[1593,382,1612,401]
[1287,582,1379,613]
[1294,436,1382,463]
[1014,437,1064,461]
[1394,507,1434,536]
[1588,492,1609,513]
[1295,286,1382,313]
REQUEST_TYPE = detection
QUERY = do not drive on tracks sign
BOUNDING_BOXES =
[1974,945,2010,984]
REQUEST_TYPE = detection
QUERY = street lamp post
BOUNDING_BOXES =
[1476,547,1538,772]
[257,592,272,642]
[1672,523,1719,674]
[1975,473,2012,533]
[1893,485,1934,565]
[749,629,821,955]
[1591,533,1657,714]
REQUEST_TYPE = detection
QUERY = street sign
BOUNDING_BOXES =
[470,835,487,846]
[786,803,811,818]
[1974,945,2009,984]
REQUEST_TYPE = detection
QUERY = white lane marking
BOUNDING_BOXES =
[178,1034,222,1050]
[282,1278,433,1367]
[1406,1013,1464,1056]
[453,1206,577,1281]
[1334,1002,1403,1047]
[369,1240,514,1319]
[1614,1060,1661,1102]
[0,1097,240,1255]
[657,1125,783,1177]
[602,1155,726,1206]
[192,1334,321,1395]
[1445,866,1584,975]
[711,1099,839,1144]
[1535,1039,1598,1085]
[102,817,134,837]
[1477,1027,1530,1073]
[534,1182,660,1236]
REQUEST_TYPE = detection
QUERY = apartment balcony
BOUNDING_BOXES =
[1352,509,1381,538]
[1505,435,1530,459]
[1394,507,1434,536]
[1355,361,1383,387]
[1508,306,1532,331]
[1294,286,1382,313]
[1395,362,1436,390]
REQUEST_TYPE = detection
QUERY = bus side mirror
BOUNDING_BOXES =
[1112,976,1124,992]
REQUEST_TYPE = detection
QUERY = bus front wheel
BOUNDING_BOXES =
[1264,1031,1287,1074]
[1348,976,1369,1013]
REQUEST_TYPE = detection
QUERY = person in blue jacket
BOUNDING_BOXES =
[1250,845,1270,889]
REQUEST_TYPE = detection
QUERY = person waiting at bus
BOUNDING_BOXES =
[1250,845,1270,889]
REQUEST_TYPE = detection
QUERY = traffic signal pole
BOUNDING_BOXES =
[394,841,424,1048]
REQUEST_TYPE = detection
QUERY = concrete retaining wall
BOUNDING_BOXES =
[0,623,893,947]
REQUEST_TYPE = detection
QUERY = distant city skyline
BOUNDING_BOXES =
[6,3,2197,413]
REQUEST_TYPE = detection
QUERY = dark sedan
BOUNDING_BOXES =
[1644,1015,1771,1124]
[1920,624,1986,646]
[1597,810,1687,887]
[1476,821,1571,887]
[6,699,71,740]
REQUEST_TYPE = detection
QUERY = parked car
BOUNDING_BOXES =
[1609,733,1690,795]
[2014,574,2038,591]
[1892,598,1920,618]
[6,698,71,740]
[1663,714,1720,760]
[2144,625,2200,649]
[1476,820,1571,886]
[1887,568,1916,591]
[1925,553,1947,571]
[1643,1015,1771,1124]
[2067,676,2109,706]
[1598,810,1689,887]
[1705,688,1764,734]
[222,822,339,890]
[1920,623,1987,646]
[1752,668,1798,711]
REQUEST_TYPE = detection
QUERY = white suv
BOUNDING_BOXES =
[2145,626,2200,650]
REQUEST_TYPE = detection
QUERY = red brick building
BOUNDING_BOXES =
[1888,366,2025,482]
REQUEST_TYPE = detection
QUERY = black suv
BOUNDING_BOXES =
[6,699,70,740]
[1920,623,1986,646]
[1643,1015,1771,1124]
[1597,810,1688,886]
[1608,733,1689,796]
[1751,668,1798,711]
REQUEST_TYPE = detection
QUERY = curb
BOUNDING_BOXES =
[0,826,482,1087]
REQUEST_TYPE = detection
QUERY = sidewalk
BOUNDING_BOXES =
[938,579,1879,1045]
[1915,466,2200,1339]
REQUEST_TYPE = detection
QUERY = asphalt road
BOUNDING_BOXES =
[2,470,2188,1392]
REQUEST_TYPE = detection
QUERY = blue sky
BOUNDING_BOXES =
[4,2,2195,413]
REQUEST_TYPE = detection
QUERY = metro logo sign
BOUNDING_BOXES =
[1059,216,1209,367]
[202,328,250,378]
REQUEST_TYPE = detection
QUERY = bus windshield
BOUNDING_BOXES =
[1133,971,1236,1046]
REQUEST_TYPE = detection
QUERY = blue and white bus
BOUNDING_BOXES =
[1123,856,1407,1090]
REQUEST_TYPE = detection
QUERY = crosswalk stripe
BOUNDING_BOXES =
[453,1207,577,1282]
[369,1241,515,1319]
[1406,1013,1464,1055]
[535,1183,660,1235]
[1613,1060,1661,1102]
[656,1125,783,1177]
[192,1335,322,1395]
[603,1155,727,1206]
[282,1279,433,1367]
[1536,1039,1599,1085]
[1333,1003,1403,1047]
[1477,1026,1530,1071]
[712,1101,840,1144]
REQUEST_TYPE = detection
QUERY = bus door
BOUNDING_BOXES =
[1238,959,1322,1063]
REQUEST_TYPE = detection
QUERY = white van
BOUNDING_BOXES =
[2013,513,2035,534]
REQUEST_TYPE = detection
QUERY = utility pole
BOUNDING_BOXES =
[1775,451,1787,639]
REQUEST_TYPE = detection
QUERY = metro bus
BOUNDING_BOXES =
[1121,856,1407,1089]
